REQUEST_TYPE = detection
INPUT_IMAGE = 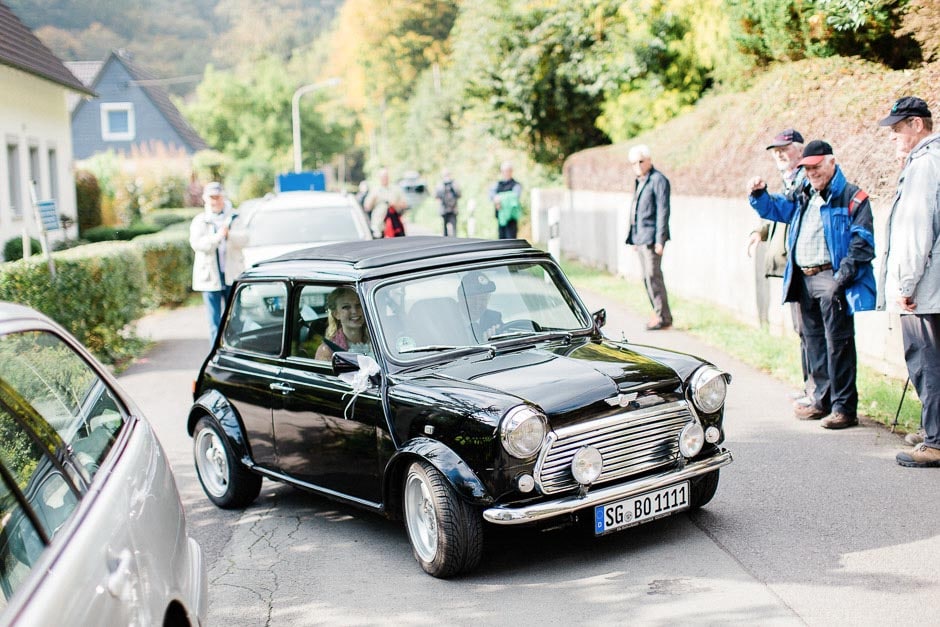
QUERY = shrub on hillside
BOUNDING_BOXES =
[3,237,41,262]
[75,169,102,234]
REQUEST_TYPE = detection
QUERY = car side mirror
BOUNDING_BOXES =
[592,308,607,329]
[332,352,381,387]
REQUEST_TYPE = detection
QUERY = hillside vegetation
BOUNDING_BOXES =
[565,56,940,203]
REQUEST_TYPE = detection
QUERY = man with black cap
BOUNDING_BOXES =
[876,96,940,467]
[748,140,876,430]
[747,128,810,403]
[457,271,503,340]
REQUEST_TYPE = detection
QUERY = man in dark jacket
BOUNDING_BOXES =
[748,140,876,430]
[625,144,672,330]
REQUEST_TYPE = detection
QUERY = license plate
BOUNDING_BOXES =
[594,481,690,535]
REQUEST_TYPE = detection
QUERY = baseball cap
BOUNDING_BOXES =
[796,140,833,167]
[203,181,224,198]
[878,96,932,126]
[460,271,495,296]
[766,128,804,150]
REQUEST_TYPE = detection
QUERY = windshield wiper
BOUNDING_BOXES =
[400,344,496,356]
[487,330,573,343]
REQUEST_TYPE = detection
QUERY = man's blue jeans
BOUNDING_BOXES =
[203,288,229,341]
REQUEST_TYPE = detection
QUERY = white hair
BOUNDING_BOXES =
[628,144,652,163]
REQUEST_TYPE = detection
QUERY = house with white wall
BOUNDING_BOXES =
[0,2,94,254]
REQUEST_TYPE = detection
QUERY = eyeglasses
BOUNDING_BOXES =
[630,158,648,165]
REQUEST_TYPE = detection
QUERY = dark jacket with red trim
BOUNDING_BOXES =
[749,165,876,313]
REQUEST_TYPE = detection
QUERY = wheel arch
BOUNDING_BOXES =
[384,437,493,520]
[188,389,253,467]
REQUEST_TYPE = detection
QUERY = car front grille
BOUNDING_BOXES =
[535,400,692,495]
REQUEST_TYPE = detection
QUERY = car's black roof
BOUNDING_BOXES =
[241,236,547,282]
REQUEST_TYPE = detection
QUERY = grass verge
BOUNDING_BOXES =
[560,258,921,435]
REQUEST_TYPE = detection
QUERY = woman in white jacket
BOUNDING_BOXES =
[190,182,247,340]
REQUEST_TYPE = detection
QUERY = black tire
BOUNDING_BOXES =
[193,416,262,509]
[402,461,483,578]
[689,470,720,509]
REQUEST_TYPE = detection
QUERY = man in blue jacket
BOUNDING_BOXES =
[748,140,876,429]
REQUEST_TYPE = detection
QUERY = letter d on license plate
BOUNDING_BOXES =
[594,481,690,535]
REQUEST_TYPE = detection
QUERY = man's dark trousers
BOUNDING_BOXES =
[636,244,672,326]
[800,269,858,416]
[901,313,940,449]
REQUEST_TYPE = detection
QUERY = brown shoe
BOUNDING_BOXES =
[794,403,827,420]
[820,412,858,430]
[896,443,940,468]
[645,321,672,331]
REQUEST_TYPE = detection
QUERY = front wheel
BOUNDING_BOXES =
[689,470,720,509]
[193,416,262,509]
[403,461,483,578]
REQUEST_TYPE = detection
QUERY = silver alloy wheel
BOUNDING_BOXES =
[404,469,438,563]
[195,427,230,498]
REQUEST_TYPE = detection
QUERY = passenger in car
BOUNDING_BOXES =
[315,287,374,361]
[457,271,503,341]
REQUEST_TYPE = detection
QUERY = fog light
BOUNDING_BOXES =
[571,446,603,485]
[679,423,705,458]
[705,426,721,443]
[517,473,535,493]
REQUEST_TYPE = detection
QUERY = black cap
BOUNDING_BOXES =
[878,96,932,126]
[766,128,804,150]
[796,140,834,167]
[460,271,495,296]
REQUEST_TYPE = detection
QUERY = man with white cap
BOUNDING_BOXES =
[190,182,246,341]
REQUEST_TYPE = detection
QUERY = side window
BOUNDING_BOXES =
[222,282,288,355]
[0,400,80,605]
[292,284,373,362]
[0,330,125,482]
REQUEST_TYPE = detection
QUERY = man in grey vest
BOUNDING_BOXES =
[625,144,673,330]
[876,96,940,467]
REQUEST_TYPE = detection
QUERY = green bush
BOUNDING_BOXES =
[0,242,146,362]
[75,170,102,234]
[143,207,201,229]
[82,223,162,242]
[3,237,41,262]
[133,230,194,307]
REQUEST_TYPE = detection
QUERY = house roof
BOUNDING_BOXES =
[74,51,208,152]
[0,2,94,96]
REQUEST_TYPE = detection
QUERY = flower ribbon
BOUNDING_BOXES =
[338,355,381,419]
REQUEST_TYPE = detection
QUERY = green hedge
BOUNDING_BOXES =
[134,230,194,307]
[82,223,162,242]
[0,242,146,360]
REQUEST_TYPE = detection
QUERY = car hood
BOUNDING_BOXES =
[405,338,682,420]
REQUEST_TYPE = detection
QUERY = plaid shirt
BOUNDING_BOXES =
[794,191,831,268]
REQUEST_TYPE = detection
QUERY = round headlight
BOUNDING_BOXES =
[679,423,705,458]
[500,406,547,459]
[571,446,603,485]
[690,366,727,414]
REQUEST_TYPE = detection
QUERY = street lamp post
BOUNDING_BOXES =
[291,77,341,173]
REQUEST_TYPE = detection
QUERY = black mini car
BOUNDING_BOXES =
[189,237,732,577]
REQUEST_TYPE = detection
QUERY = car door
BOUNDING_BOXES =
[273,283,385,505]
[0,328,141,624]
[207,281,291,468]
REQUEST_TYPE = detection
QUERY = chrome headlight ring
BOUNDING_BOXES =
[500,405,548,459]
[690,366,728,414]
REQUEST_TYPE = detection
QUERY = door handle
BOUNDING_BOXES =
[269,382,295,393]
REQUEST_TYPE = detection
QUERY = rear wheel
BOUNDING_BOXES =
[689,470,720,509]
[193,416,261,509]
[403,461,483,578]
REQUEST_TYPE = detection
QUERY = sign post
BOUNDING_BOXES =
[28,181,57,279]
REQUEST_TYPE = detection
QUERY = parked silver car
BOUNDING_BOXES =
[0,303,206,625]
[236,191,373,266]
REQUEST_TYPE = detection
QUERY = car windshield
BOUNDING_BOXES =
[374,262,591,361]
[246,206,365,246]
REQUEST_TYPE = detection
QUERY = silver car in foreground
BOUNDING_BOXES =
[0,303,206,625]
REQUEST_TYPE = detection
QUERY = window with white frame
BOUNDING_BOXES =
[6,142,21,218]
[28,145,39,194]
[47,148,58,201]
[100,102,135,141]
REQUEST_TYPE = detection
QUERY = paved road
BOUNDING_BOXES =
[119,287,940,626]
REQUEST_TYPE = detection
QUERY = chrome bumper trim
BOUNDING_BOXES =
[483,450,732,525]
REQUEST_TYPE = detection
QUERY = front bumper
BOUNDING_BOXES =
[483,449,732,525]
